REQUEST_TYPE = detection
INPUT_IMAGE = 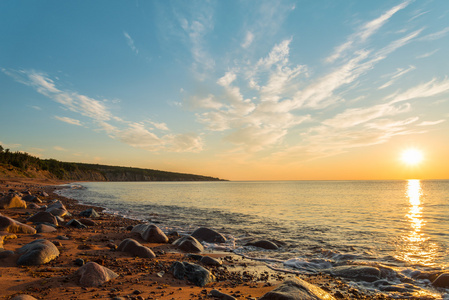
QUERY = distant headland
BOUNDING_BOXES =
[0,145,225,182]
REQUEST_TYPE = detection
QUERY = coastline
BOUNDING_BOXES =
[1,179,396,299]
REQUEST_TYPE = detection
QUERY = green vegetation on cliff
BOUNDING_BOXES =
[0,145,223,181]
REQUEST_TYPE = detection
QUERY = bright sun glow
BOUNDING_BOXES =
[401,149,423,165]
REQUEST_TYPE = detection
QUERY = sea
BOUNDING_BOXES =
[57,180,449,299]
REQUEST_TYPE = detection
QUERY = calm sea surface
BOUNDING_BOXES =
[58,180,449,298]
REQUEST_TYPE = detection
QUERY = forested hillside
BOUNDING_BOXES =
[0,145,223,181]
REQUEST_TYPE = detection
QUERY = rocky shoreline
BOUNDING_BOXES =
[1,178,398,299]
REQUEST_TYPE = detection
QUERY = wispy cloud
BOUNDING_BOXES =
[378,65,416,89]
[241,31,254,49]
[419,26,449,41]
[123,31,139,54]
[326,0,411,63]
[416,49,439,59]
[3,69,203,153]
[55,116,83,126]
[53,146,67,151]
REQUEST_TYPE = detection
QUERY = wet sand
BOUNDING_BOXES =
[0,178,389,299]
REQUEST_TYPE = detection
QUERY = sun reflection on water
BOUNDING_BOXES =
[397,179,438,267]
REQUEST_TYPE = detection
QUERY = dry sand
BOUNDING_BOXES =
[0,178,387,299]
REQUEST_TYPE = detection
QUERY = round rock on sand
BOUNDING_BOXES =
[132,224,168,243]
[76,262,118,287]
[117,238,156,258]
[17,239,60,266]
[27,211,58,226]
[0,214,36,234]
[11,295,38,300]
[0,194,27,209]
[173,235,204,253]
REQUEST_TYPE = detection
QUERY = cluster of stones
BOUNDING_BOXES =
[2,188,449,300]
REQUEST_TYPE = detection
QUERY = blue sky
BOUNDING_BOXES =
[1,0,449,180]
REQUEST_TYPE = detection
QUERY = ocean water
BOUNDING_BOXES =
[57,180,449,298]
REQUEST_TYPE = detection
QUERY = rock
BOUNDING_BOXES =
[170,261,215,287]
[36,224,57,233]
[191,227,226,243]
[47,200,66,211]
[79,218,97,226]
[17,239,60,265]
[75,258,85,266]
[76,262,118,287]
[0,194,27,209]
[259,278,336,300]
[330,265,381,283]
[27,203,40,209]
[0,250,15,259]
[117,238,156,258]
[200,256,222,266]
[27,211,58,226]
[246,240,279,250]
[79,208,99,218]
[11,295,38,300]
[209,289,236,300]
[66,219,87,229]
[173,235,204,253]
[0,214,36,234]
[39,191,49,197]
[131,224,169,243]
[22,195,42,203]
[47,207,68,217]
[432,273,449,288]
[57,235,70,240]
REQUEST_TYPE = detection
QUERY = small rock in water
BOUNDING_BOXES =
[246,240,279,250]
[173,236,204,253]
[191,227,226,243]
[432,273,449,288]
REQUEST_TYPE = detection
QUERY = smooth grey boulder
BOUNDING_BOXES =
[131,224,168,243]
[173,235,204,253]
[36,224,57,233]
[76,262,118,287]
[27,211,58,226]
[79,208,99,218]
[200,256,222,266]
[170,261,215,287]
[0,194,27,209]
[330,265,381,283]
[246,240,279,250]
[17,239,60,265]
[191,227,226,243]
[259,278,336,300]
[117,238,156,258]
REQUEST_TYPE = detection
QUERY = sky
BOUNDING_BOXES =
[1,0,449,181]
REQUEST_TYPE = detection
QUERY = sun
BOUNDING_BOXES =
[401,148,423,165]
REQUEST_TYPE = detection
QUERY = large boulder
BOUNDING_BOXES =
[0,214,36,234]
[173,235,204,253]
[117,238,156,258]
[191,227,226,243]
[330,265,381,283]
[79,208,99,218]
[17,239,60,265]
[0,194,27,209]
[27,211,58,226]
[46,201,69,217]
[131,224,168,243]
[432,273,449,288]
[170,261,215,287]
[259,278,336,300]
[76,262,118,287]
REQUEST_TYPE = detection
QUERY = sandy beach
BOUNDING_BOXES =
[0,178,393,300]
